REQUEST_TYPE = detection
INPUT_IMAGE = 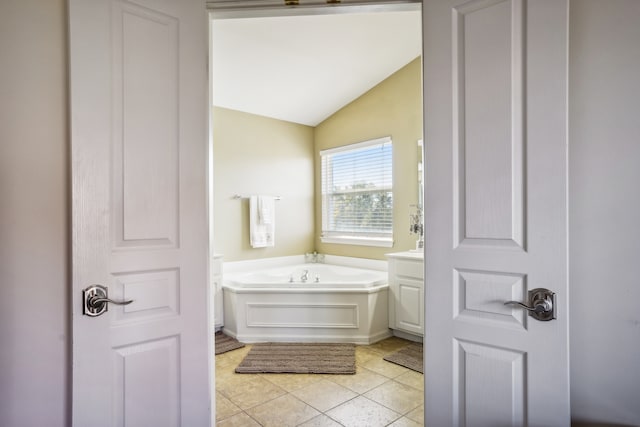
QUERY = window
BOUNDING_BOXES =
[320,136,393,247]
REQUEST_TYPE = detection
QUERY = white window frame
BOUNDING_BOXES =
[320,136,393,247]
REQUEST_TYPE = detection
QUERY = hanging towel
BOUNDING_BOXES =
[258,195,273,225]
[250,195,275,248]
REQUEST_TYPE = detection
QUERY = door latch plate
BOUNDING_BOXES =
[83,285,108,317]
[529,288,557,321]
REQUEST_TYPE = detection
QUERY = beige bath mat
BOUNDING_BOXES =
[383,342,423,373]
[235,342,356,374]
[215,331,245,355]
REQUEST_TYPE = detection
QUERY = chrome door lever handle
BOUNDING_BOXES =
[504,300,551,313]
[83,285,133,317]
[503,288,557,321]
[88,296,133,306]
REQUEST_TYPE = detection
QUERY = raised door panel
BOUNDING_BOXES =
[454,269,526,330]
[453,0,524,249]
[454,340,525,427]
[112,2,179,249]
[114,337,180,427]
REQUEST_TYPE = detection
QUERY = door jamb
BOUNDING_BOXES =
[206,1,425,424]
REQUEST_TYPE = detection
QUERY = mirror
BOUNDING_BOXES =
[418,139,424,209]
[409,139,424,251]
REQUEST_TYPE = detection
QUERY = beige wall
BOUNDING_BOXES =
[0,1,70,426]
[314,57,423,260]
[212,107,315,261]
[213,58,423,262]
[569,0,640,424]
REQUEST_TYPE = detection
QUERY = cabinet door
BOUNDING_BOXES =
[396,277,423,335]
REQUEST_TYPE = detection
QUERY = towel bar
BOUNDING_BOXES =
[232,194,281,201]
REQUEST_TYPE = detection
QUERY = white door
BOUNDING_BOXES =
[423,0,570,426]
[69,0,211,425]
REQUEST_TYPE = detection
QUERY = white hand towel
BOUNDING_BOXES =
[250,195,275,248]
[258,195,274,225]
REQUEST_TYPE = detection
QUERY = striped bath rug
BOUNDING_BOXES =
[235,342,356,374]
[215,331,245,355]
[383,342,423,373]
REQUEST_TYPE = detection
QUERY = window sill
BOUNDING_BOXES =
[321,235,393,248]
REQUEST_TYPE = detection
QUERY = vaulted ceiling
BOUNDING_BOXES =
[210,9,422,126]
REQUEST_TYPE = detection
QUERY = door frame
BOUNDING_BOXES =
[206,1,424,422]
[207,0,571,424]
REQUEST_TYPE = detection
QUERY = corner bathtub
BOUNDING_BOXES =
[222,263,391,344]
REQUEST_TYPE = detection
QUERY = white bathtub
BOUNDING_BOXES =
[222,258,391,344]
[225,263,388,288]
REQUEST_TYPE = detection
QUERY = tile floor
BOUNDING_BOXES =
[215,336,424,427]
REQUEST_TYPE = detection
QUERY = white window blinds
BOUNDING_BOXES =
[320,137,393,246]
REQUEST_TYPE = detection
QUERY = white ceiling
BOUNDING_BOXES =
[210,10,422,126]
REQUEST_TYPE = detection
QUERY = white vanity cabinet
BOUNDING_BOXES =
[387,252,424,337]
[212,254,223,330]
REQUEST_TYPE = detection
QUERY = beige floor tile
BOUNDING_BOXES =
[298,414,344,427]
[326,366,390,394]
[230,345,252,358]
[394,370,424,391]
[388,416,423,426]
[215,368,236,383]
[292,379,358,412]
[355,346,384,364]
[245,394,320,427]
[326,395,401,427]
[215,370,253,391]
[216,357,242,370]
[214,338,425,426]
[216,392,242,421]
[219,376,286,410]
[362,357,411,378]
[368,337,415,355]
[216,360,234,374]
[216,346,252,366]
[216,357,238,372]
[259,372,324,392]
[364,381,423,414]
[215,411,261,427]
[406,404,424,425]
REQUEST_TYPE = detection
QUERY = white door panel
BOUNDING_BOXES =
[423,0,570,425]
[70,0,210,425]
